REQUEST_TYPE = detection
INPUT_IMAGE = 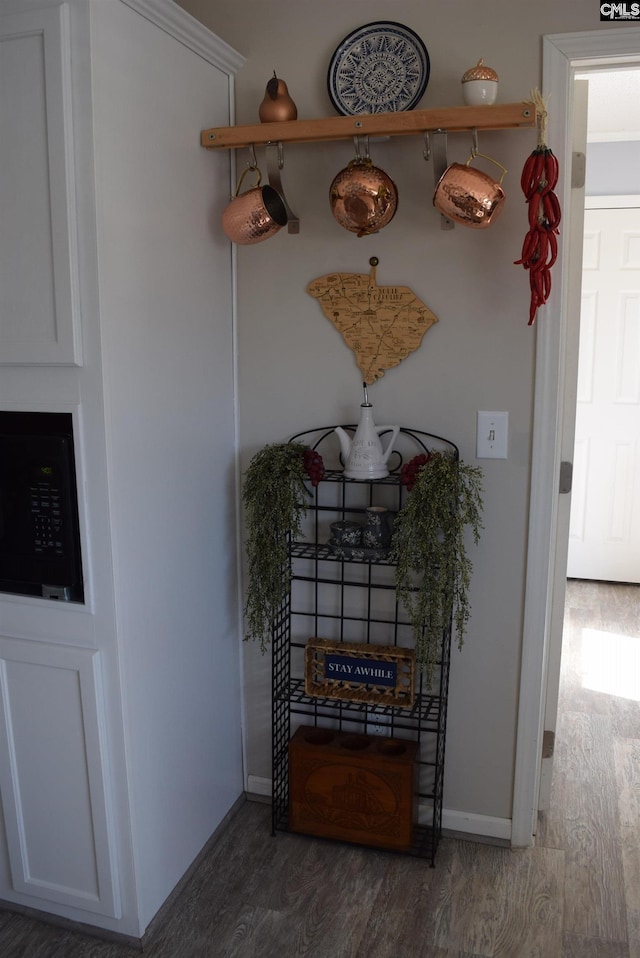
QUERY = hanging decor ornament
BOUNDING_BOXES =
[514,88,562,325]
[307,257,438,383]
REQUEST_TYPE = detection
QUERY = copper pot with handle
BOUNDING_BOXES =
[330,157,398,237]
[433,152,507,229]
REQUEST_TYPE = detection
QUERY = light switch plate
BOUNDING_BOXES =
[477,411,508,459]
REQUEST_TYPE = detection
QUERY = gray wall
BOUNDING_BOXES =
[180,0,631,828]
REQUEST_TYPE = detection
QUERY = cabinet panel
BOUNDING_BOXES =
[0,638,119,917]
[0,4,81,365]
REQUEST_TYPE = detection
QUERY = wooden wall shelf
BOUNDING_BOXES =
[201,102,537,151]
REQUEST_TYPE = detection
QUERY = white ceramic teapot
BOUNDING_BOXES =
[334,385,399,480]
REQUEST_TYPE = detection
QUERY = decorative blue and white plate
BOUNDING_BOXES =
[327,21,430,116]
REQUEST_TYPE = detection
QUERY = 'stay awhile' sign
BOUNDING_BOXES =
[324,653,397,688]
[305,638,415,707]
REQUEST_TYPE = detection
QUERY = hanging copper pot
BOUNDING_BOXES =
[433,152,507,229]
[330,158,398,237]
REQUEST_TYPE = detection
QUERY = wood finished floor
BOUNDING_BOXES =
[0,579,638,957]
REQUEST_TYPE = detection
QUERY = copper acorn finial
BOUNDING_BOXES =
[462,59,499,83]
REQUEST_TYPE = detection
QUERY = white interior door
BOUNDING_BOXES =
[568,197,640,583]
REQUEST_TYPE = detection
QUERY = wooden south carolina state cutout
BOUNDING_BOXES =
[307,258,438,384]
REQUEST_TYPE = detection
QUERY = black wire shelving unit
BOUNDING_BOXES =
[271,426,458,866]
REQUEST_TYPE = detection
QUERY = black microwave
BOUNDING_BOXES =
[0,411,84,602]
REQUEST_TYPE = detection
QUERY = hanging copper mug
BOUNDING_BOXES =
[221,165,288,245]
[433,152,507,229]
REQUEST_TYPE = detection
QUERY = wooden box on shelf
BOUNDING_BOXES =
[288,725,418,852]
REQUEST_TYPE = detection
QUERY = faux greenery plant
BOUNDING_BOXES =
[242,442,311,651]
[242,441,483,683]
[389,452,484,682]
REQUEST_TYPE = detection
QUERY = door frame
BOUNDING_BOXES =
[511,27,640,848]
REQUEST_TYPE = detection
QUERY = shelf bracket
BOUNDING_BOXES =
[266,142,300,234]
[353,134,370,161]
[431,131,454,231]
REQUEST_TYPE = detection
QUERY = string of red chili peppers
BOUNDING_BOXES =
[515,90,561,326]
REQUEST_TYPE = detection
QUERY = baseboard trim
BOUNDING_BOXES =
[247,776,512,844]
[0,899,143,952]
[247,775,272,798]
[442,808,512,843]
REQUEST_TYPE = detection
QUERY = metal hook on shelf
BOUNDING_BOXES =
[471,128,479,158]
[431,131,455,231]
[247,143,258,169]
[265,141,300,234]
[353,134,370,162]
[423,131,431,162]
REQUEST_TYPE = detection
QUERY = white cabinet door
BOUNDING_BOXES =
[0,3,81,365]
[568,201,640,583]
[0,638,120,917]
